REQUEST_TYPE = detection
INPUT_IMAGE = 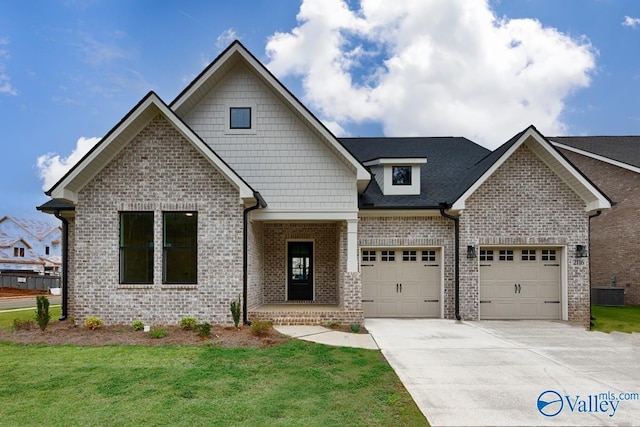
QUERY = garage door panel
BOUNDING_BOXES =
[480,248,561,320]
[362,248,440,318]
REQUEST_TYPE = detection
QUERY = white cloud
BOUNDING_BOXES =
[0,37,17,96]
[36,137,101,190]
[216,28,239,50]
[265,0,596,147]
[623,16,640,28]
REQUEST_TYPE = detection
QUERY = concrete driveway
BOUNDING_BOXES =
[365,319,640,426]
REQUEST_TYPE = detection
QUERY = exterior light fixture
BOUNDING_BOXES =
[467,245,477,259]
[576,244,588,258]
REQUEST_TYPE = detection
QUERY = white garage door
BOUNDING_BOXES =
[480,248,561,320]
[361,248,440,318]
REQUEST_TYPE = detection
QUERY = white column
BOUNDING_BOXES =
[347,218,359,272]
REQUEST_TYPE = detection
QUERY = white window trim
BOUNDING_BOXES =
[224,102,257,135]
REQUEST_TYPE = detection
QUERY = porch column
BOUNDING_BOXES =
[347,218,359,272]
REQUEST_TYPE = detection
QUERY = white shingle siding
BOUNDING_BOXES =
[184,63,357,211]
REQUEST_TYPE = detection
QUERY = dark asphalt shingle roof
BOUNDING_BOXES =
[551,136,640,169]
[339,137,491,208]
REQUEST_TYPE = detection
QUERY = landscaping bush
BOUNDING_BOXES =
[13,318,35,331]
[230,295,241,328]
[251,320,272,337]
[84,317,104,330]
[180,317,197,331]
[35,295,51,331]
[148,328,167,339]
[132,320,145,331]
[196,322,211,338]
[349,323,361,333]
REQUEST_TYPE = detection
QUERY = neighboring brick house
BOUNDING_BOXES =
[0,216,62,275]
[38,41,610,326]
[551,137,640,305]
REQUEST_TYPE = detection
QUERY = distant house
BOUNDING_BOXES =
[0,216,62,275]
[551,137,640,305]
[38,41,610,326]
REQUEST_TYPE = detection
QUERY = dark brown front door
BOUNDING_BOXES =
[288,241,313,301]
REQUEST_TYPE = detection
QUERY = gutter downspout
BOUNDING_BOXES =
[53,209,68,321]
[439,203,461,321]
[243,192,267,326]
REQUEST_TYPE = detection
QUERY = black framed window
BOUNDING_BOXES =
[230,107,251,129]
[163,212,197,284]
[392,166,412,185]
[120,212,154,284]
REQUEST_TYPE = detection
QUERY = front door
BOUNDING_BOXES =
[288,241,313,301]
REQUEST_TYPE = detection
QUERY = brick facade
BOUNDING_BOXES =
[460,144,590,323]
[559,150,640,305]
[70,114,245,325]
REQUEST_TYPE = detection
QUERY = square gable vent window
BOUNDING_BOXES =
[225,103,257,135]
[230,107,251,129]
[392,166,412,186]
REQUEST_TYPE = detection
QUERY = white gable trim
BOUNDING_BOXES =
[171,41,370,192]
[452,127,611,212]
[550,141,640,174]
[48,92,255,204]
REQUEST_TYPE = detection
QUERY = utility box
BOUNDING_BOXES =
[591,286,625,306]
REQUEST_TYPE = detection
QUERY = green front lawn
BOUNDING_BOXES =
[591,305,640,333]
[0,337,427,426]
[0,306,61,329]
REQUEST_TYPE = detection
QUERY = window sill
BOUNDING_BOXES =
[117,284,154,290]
[160,284,198,290]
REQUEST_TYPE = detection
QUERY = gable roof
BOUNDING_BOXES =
[550,136,640,173]
[340,137,489,208]
[451,126,611,212]
[0,236,32,249]
[171,40,370,192]
[46,92,257,204]
[0,216,60,240]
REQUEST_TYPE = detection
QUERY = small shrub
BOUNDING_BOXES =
[196,322,211,338]
[251,320,272,337]
[148,328,167,339]
[180,317,197,331]
[35,295,51,331]
[326,321,341,329]
[349,323,361,334]
[84,317,104,330]
[132,320,145,331]
[13,318,35,331]
[230,295,241,328]
[68,315,76,326]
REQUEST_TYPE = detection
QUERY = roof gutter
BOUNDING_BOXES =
[243,192,267,326]
[439,203,461,321]
[53,209,68,321]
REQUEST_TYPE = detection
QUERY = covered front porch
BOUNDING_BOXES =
[246,216,363,325]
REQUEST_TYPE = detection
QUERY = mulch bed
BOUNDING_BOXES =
[0,320,290,348]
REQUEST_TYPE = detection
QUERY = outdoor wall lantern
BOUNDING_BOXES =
[576,244,588,258]
[466,245,477,259]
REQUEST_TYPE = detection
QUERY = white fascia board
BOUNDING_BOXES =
[550,141,640,174]
[358,209,442,217]
[529,138,611,211]
[363,158,427,166]
[251,209,358,221]
[452,127,611,212]
[51,93,255,203]
[451,129,531,210]
[155,101,255,200]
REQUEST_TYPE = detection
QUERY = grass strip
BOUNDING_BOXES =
[591,305,640,333]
